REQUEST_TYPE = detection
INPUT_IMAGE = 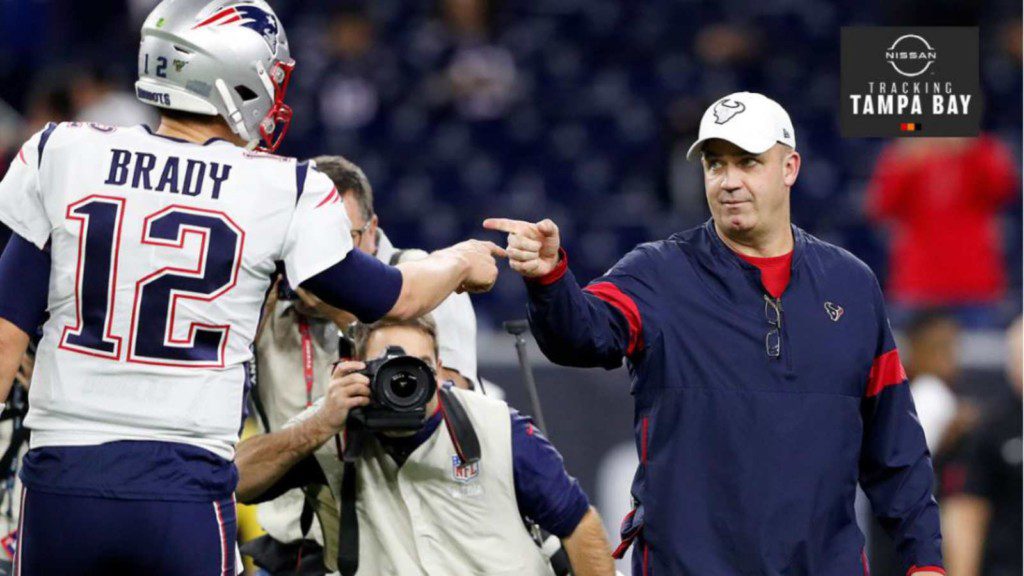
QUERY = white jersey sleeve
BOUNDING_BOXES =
[0,124,56,247]
[281,165,353,286]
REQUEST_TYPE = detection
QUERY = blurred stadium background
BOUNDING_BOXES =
[0,1,1020,575]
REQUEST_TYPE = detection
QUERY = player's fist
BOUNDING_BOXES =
[482,218,561,278]
[315,361,371,431]
[447,239,504,293]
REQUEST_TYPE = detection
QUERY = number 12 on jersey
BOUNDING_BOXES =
[59,196,246,368]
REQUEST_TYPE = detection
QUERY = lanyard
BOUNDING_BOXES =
[297,316,314,407]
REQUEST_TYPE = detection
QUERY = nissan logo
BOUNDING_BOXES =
[884,34,937,78]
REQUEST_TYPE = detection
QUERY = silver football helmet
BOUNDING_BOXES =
[135,0,295,152]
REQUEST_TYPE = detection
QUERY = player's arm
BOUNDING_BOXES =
[563,508,616,576]
[236,361,369,502]
[299,240,503,323]
[858,279,944,575]
[285,168,502,324]
[508,410,614,575]
[389,249,479,385]
[0,234,51,401]
[0,319,29,402]
[484,218,643,369]
[0,127,59,401]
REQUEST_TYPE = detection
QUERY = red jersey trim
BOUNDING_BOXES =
[866,349,908,397]
[584,281,643,356]
[907,566,945,575]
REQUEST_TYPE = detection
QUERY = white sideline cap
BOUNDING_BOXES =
[687,92,796,161]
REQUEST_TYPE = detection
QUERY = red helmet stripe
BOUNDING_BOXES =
[193,8,236,29]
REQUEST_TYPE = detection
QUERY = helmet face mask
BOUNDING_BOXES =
[135,0,294,153]
[256,59,294,153]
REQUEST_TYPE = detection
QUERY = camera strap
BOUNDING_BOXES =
[337,459,359,576]
[438,386,481,465]
[337,425,366,576]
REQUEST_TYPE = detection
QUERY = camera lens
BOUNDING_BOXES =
[371,354,436,414]
[389,371,418,400]
[379,365,430,409]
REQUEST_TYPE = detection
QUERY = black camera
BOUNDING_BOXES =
[348,345,436,431]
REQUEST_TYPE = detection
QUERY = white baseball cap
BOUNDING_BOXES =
[686,92,796,161]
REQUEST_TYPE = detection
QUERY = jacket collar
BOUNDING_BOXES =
[701,218,807,273]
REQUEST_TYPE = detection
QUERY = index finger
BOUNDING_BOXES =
[331,360,366,377]
[479,240,507,258]
[483,218,530,235]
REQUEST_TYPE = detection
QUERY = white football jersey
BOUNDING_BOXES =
[0,122,353,459]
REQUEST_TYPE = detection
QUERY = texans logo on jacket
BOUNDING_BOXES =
[824,301,845,322]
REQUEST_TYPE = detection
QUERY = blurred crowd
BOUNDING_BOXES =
[900,314,1021,576]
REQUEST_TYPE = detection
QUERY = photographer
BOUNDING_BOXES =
[235,315,615,576]
[245,155,483,574]
[312,154,479,389]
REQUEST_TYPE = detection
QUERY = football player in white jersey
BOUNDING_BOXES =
[0,1,501,574]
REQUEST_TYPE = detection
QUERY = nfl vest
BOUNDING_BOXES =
[310,388,554,576]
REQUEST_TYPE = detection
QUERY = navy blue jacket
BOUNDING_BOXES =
[526,220,943,576]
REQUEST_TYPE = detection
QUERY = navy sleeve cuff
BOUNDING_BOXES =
[0,234,50,335]
[510,409,590,538]
[299,249,403,323]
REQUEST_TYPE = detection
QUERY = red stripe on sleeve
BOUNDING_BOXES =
[314,186,340,208]
[584,281,643,356]
[865,349,907,397]
[529,248,569,286]
[907,566,945,575]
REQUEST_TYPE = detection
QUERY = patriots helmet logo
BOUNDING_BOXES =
[193,4,282,55]
[712,99,746,124]
[824,301,844,322]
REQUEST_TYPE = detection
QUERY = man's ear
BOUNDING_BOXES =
[783,150,801,187]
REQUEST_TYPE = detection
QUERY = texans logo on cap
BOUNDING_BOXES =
[194,5,282,55]
[713,99,746,124]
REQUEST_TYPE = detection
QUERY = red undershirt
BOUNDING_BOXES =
[735,251,794,299]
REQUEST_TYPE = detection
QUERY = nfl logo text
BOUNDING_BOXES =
[451,455,480,483]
